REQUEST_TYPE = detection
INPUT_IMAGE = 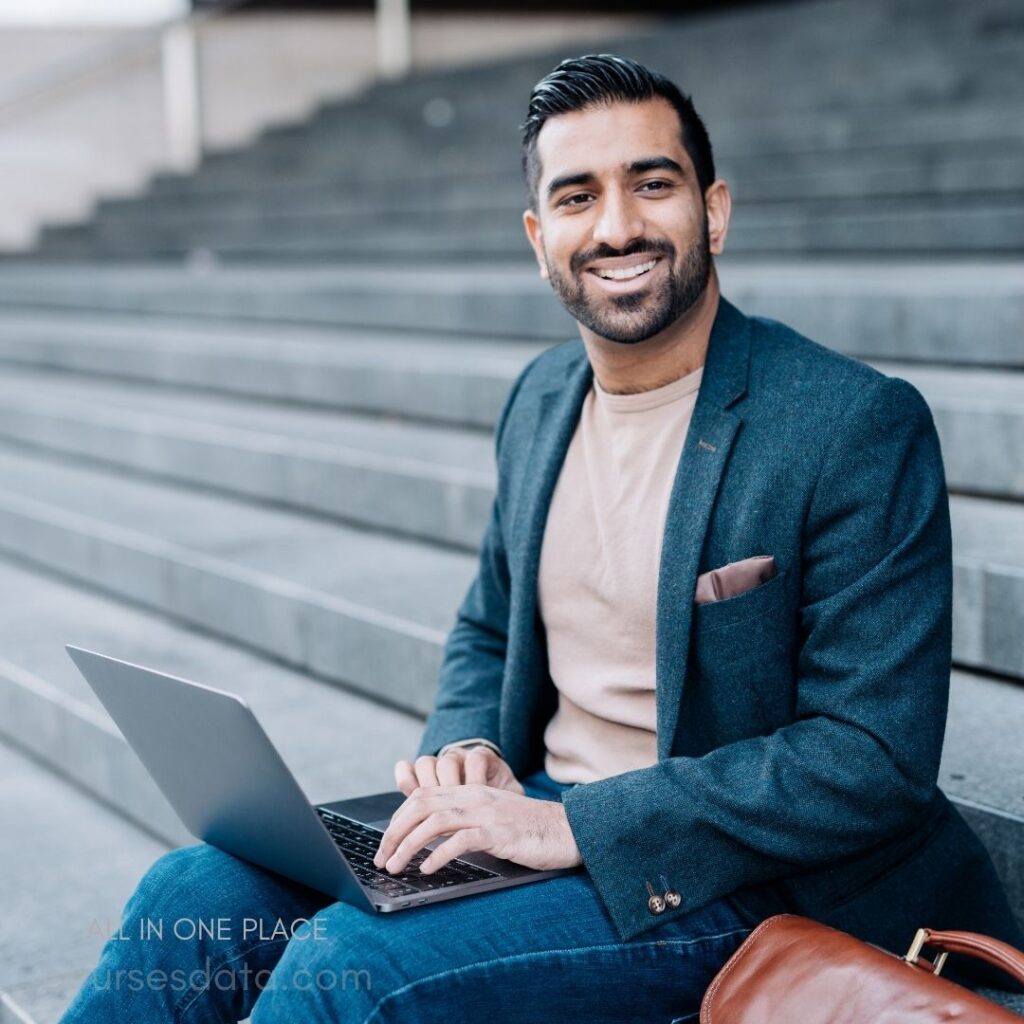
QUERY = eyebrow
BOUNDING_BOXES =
[545,156,686,203]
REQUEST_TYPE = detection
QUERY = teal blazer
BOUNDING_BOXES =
[417,296,1022,990]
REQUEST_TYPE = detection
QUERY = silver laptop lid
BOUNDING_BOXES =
[65,644,368,907]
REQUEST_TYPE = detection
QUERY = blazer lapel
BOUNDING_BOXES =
[509,350,593,587]
[655,298,751,758]
[500,350,592,769]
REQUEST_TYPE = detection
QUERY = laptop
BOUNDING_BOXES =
[65,645,577,914]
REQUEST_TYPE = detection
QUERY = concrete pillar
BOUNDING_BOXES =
[376,0,412,80]
[161,20,203,172]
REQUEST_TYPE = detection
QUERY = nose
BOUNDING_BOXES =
[591,187,646,252]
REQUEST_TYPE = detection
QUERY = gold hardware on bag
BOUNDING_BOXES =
[904,928,949,976]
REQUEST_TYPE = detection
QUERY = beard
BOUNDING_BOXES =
[545,217,711,345]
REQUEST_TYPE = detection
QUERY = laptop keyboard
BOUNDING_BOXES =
[317,808,500,899]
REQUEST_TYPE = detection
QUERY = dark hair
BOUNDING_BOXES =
[520,53,715,212]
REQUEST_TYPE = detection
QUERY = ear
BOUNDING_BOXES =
[522,208,549,280]
[704,179,732,257]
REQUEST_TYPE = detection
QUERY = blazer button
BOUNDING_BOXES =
[664,889,681,909]
[648,893,666,915]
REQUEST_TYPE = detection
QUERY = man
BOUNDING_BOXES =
[61,54,1021,1024]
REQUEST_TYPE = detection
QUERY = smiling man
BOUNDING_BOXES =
[59,54,1021,1024]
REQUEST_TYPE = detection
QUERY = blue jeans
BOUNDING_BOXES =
[60,770,752,1023]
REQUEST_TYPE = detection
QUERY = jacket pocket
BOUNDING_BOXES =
[692,568,793,678]
[693,566,789,635]
[690,570,796,736]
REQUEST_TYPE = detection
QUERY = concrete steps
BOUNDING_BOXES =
[0,311,535,428]
[67,138,1024,241]
[0,305,1020,681]
[0,342,1019,525]
[22,0,1024,261]
[0,367,495,550]
[31,192,1024,260]
[142,95,1024,203]
[0,442,479,718]
[0,262,1020,366]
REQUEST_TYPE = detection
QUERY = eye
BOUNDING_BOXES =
[558,192,594,208]
[638,180,673,193]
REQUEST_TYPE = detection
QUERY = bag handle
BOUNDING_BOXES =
[905,927,1024,986]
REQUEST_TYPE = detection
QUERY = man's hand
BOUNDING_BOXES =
[373,784,584,875]
[393,747,525,796]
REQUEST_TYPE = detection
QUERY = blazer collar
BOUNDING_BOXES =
[513,295,752,759]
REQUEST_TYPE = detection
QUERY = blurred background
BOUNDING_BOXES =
[0,1,1021,1020]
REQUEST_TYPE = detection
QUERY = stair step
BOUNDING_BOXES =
[949,495,1024,679]
[76,138,1024,235]
[0,309,1020,507]
[873,360,1024,501]
[45,148,1024,249]
[0,366,495,549]
[941,669,1024,966]
[0,262,1020,365]
[0,310,536,428]
[145,88,1024,199]
[0,445,476,716]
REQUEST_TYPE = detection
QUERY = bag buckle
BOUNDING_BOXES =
[904,928,949,977]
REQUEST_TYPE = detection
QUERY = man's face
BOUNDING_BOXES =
[523,98,725,345]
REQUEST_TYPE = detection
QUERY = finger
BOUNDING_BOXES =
[375,786,453,867]
[412,755,441,789]
[435,751,464,787]
[382,809,471,875]
[375,784,477,869]
[420,828,490,874]
[462,747,491,786]
[394,760,418,796]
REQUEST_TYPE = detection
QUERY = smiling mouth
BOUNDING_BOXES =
[589,258,660,282]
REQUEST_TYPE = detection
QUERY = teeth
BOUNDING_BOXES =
[595,258,658,281]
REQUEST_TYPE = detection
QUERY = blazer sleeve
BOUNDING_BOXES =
[415,359,534,759]
[561,374,954,942]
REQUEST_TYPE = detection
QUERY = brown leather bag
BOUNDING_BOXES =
[701,914,1024,1022]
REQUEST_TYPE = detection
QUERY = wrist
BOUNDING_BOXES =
[556,802,584,868]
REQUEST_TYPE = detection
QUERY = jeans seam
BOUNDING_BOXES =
[175,936,292,1022]
[360,926,751,1024]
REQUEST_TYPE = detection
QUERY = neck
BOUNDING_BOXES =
[582,271,720,396]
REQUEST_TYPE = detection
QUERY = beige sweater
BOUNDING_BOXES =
[537,364,704,784]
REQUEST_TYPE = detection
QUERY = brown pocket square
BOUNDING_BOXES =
[694,555,776,605]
